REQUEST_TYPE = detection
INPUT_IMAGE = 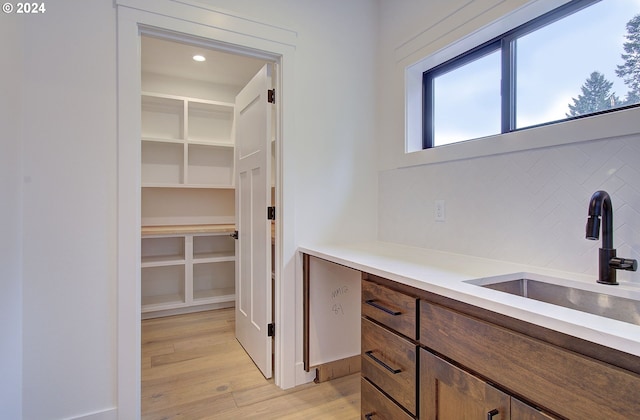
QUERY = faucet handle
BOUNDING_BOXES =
[609,257,638,272]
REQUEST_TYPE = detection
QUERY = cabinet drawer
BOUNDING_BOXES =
[362,317,417,415]
[361,377,413,420]
[362,279,417,339]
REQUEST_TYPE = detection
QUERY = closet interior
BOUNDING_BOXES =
[139,35,271,319]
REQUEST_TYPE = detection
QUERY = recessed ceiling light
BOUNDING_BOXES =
[193,55,206,62]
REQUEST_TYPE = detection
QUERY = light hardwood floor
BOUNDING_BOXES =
[142,308,360,419]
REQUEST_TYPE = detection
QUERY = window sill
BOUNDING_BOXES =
[401,103,640,167]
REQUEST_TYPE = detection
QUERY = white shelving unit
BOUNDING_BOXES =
[141,92,235,190]
[140,91,236,318]
[141,230,236,317]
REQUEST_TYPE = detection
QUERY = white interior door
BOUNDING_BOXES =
[234,63,273,379]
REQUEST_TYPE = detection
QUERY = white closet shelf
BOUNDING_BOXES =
[186,139,234,148]
[193,288,235,302]
[141,256,186,267]
[193,251,235,263]
[142,137,185,144]
[141,294,186,312]
[141,137,235,147]
[142,91,233,105]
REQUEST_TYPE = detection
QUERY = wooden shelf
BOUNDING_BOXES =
[142,224,236,236]
[141,183,235,189]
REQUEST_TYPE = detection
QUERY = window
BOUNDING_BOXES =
[422,0,640,149]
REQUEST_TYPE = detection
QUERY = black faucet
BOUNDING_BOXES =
[585,190,637,285]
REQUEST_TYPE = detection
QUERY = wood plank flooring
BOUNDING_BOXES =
[142,308,360,419]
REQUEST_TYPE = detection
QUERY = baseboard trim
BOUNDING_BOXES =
[313,355,361,383]
[69,407,117,420]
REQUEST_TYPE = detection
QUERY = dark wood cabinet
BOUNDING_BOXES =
[511,398,558,420]
[362,317,417,415]
[420,349,560,420]
[361,278,418,418]
[420,301,639,419]
[359,272,640,419]
[361,377,413,420]
[420,349,510,420]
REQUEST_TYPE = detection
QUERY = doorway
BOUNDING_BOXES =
[139,32,277,392]
[117,4,299,415]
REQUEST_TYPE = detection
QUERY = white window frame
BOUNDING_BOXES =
[404,0,640,166]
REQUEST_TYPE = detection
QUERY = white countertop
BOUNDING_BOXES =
[299,241,640,358]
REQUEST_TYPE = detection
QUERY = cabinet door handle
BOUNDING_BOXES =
[487,409,500,420]
[365,350,402,374]
[364,299,401,316]
[364,413,375,420]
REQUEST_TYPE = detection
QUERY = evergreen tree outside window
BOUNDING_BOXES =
[616,14,640,106]
[567,72,620,117]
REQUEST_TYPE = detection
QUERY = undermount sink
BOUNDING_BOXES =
[466,274,640,326]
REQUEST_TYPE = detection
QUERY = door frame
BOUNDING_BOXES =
[116,2,301,418]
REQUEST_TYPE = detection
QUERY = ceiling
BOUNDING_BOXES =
[141,35,268,87]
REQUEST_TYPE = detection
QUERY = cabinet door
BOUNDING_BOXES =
[511,398,559,420]
[420,349,510,420]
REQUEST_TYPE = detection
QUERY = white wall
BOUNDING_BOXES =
[20,2,118,419]
[196,0,379,246]
[287,1,379,245]
[376,0,640,284]
[10,0,377,417]
[0,12,24,420]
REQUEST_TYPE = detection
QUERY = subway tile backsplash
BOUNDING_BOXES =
[379,136,640,284]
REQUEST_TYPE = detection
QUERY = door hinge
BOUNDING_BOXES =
[267,206,276,220]
[230,230,238,239]
[268,89,275,104]
[268,323,275,337]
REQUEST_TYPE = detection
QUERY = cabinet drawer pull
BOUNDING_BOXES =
[487,409,499,420]
[365,299,401,316]
[365,350,402,374]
